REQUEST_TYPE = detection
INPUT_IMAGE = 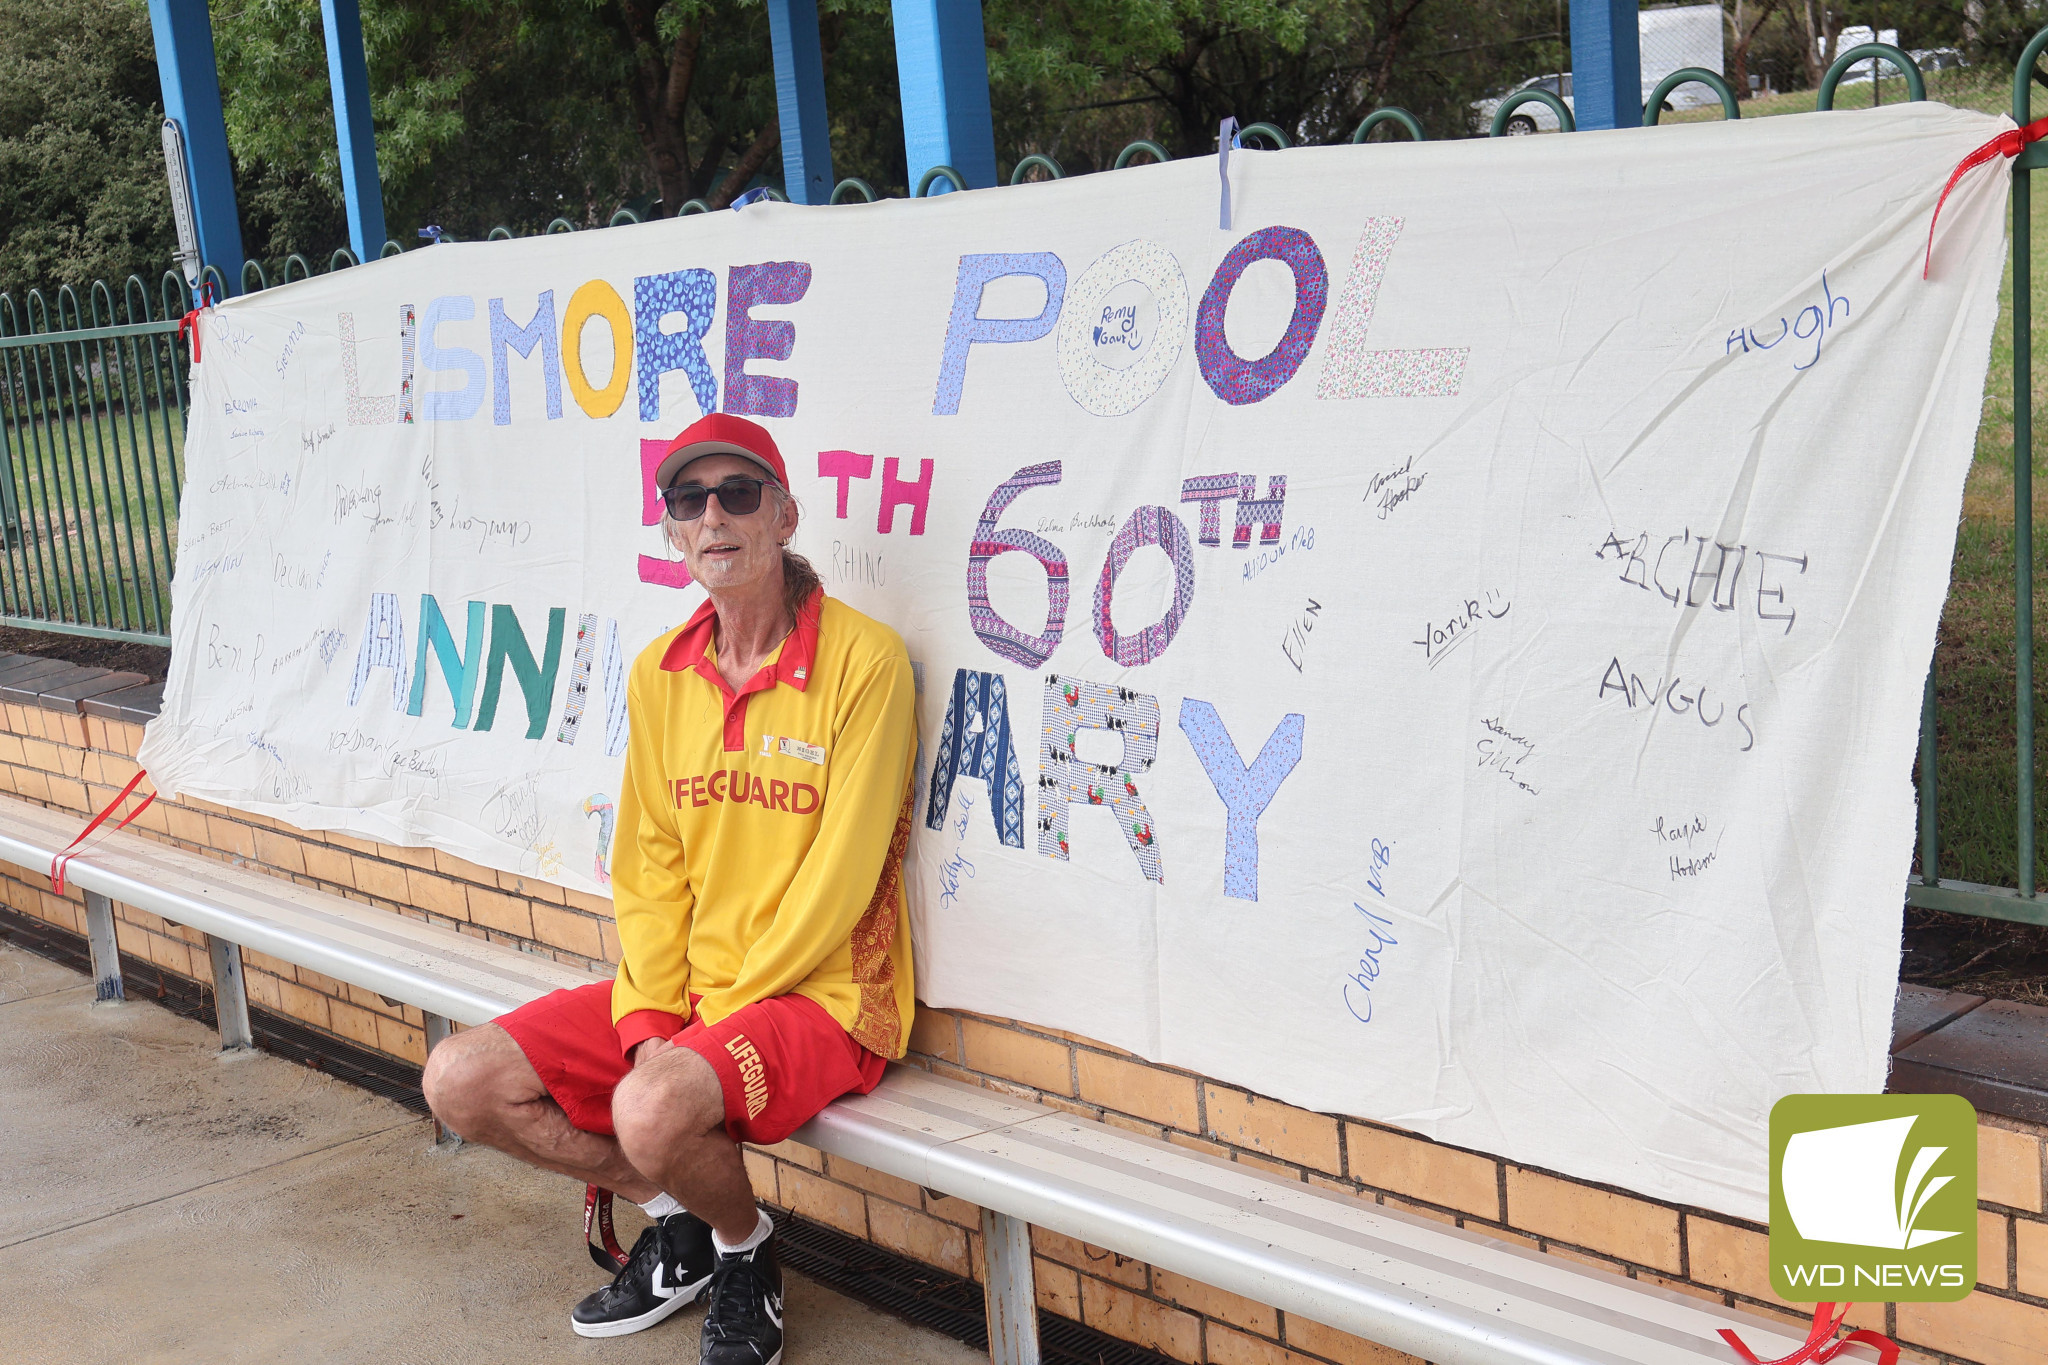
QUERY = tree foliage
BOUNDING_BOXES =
[0,0,173,306]
[0,0,2007,298]
[206,0,912,251]
[985,0,1569,164]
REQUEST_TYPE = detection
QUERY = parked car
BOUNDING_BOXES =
[1472,5,1724,134]
[1471,72,1680,135]
[1911,47,1967,73]
[1825,26,1898,83]
[1473,73,1574,135]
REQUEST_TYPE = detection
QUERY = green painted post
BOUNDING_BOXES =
[2020,169,2039,898]
[2015,35,2046,899]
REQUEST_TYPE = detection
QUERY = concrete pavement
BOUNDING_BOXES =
[0,943,982,1364]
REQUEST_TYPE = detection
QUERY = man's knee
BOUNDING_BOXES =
[421,1023,530,1126]
[612,1047,724,1160]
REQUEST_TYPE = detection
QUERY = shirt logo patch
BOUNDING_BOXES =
[778,736,826,765]
[724,1033,771,1119]
[759,733,827,765]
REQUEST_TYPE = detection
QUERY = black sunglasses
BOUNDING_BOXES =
[661,476,772,522]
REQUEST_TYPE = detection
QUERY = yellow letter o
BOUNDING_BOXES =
[562,279,632,418]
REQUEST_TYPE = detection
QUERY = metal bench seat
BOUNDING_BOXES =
[0,789,1814,1365]
[802,1071,1810,1365]
[0,793,597,1040]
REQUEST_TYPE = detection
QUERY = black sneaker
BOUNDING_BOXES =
[700,1228,785,1365]
[570,1211,717,1338]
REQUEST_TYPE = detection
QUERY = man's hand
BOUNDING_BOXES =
[632,1037,675,1067]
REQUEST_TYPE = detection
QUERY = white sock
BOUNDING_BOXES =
[639,1192,684,1221]
[713,1207,772,1256]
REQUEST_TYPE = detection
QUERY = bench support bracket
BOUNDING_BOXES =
[980,1207,1040,1365]
[206,934,253,1050]
[424,1012,461,1149]
[82,890,124,1004]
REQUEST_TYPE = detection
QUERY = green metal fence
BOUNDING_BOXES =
[1908,33,2048,929]
[0,274,195,645]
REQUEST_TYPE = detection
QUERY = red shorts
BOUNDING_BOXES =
[496,983,886,1146]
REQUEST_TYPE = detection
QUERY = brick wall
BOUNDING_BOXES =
[4,697,2045,1365]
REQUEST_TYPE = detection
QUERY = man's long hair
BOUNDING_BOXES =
[662,484,823,622]
[780,545,823,618]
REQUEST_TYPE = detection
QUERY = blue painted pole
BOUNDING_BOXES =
[146,0,245,291]
[890,0,997,193]
[1568,0,1643,130]
[320,0,387,259]
[766,0,835,205]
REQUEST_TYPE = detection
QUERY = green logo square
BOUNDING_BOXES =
[1769,1094,1976,1302]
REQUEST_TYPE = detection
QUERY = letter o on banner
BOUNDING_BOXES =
[562,279,633,417]
[1095,505,1196,667]
[1195,226,1329,406]
[1055,239,1190,417]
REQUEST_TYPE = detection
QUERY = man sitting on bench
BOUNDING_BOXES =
[423,412,919,1362]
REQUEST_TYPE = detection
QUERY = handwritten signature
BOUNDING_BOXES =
[1598,658,1756,752]
[1035,513,1118,534]
[1240,524,1314,584]
[1414,590,1510,670]
[1670,848,1718,880]
[1651,813,1722,880]
[1725,270,1849,372]
[1342,898,1399,1024]
[1475,716,1540,796]
[276,322,305,377]
[246,733,309,801]
[1366,455,1425,520]
[1281,599,1322,673]
[938,793,977,908]
[1364,837,1393,899]
[207,469,291,497]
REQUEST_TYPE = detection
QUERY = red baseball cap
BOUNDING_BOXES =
[655,413,789,493]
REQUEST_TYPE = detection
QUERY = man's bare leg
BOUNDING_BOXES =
[610,1044,760,1243]
[421,1023,661,1203]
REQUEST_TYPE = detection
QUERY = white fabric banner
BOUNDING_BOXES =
[141,103,2010,1218]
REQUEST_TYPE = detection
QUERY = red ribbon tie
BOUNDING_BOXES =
[50,768,156,897]
[176,281,218,363]
[1718,1302,1899,1365]
[1926,114,2048,279]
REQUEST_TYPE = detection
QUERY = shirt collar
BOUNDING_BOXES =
[660,588,822,694]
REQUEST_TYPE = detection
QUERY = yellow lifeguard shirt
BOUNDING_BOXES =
[608,588,918,1059]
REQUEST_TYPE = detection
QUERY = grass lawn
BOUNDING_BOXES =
[1661,64,2019,121]
[1918,195,2048,1006]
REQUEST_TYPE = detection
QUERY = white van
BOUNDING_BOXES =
[1471,4,1726,133]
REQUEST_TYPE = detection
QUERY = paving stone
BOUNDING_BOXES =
[0,944,981,1365]
[0,658,86,703]
[36,669,151,709]
[0,942,81,1004]
[1892,985,1987,1054]
[1892,999,2048,1125]
[78,679,164,724]
[0,653,59,682]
